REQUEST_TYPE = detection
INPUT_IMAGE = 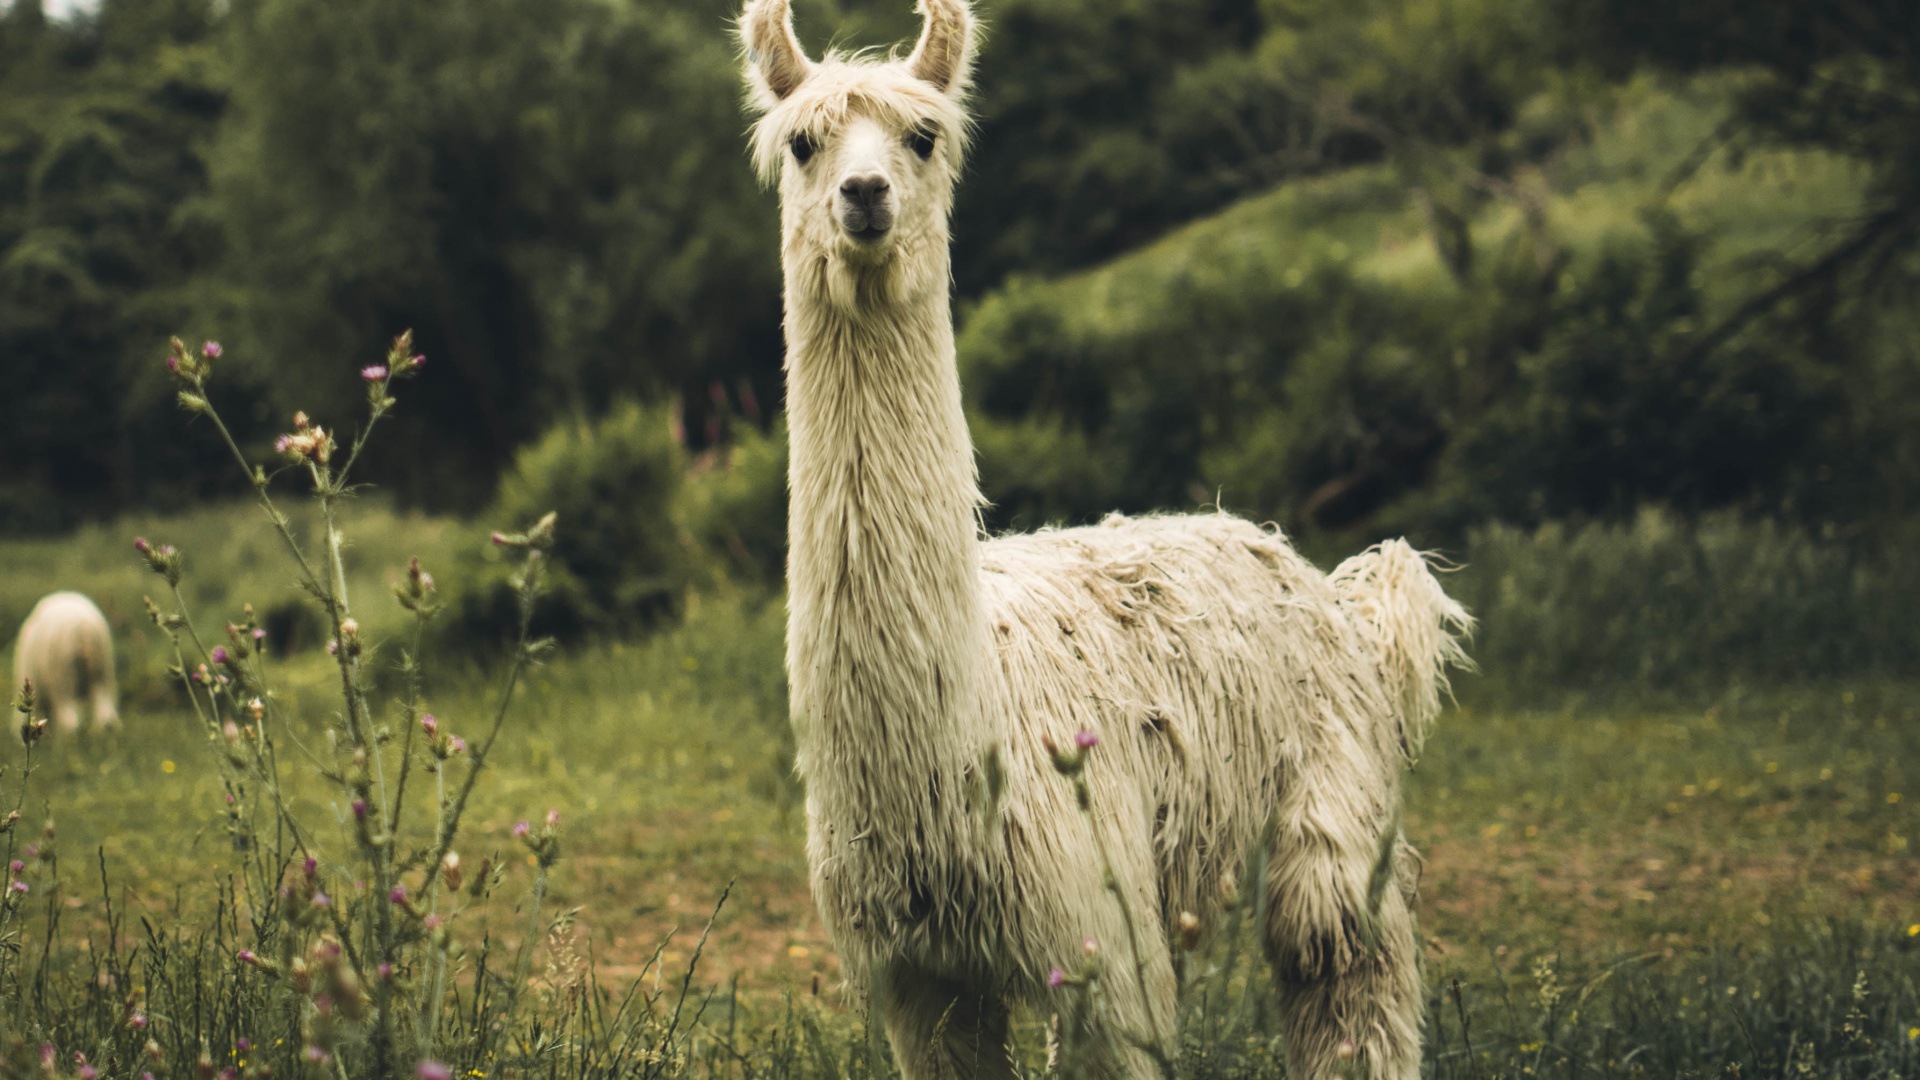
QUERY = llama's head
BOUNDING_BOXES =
[740,0,974,296]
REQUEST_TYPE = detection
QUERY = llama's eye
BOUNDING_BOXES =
[906,127,937,160]
[790,134,817,165]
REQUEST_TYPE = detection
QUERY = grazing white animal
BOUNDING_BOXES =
[739,2,1472,1076]
[12,591,120,732]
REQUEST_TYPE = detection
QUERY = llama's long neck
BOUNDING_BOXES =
[783,252,986,841]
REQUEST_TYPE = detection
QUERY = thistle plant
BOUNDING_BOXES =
[1039,730,1177,1080]
[0,683,44,976]
[130,332,561,1079]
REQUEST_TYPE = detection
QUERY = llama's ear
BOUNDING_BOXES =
[740,0,812,107]
[906,0,974,97]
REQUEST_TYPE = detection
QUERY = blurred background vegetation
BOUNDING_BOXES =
[3,0,1917,698]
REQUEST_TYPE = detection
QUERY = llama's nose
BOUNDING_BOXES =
[840,174,890,209]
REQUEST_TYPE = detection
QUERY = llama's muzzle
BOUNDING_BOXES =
[837,174,894,239]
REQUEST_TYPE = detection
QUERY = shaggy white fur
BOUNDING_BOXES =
[740,3,1472,1077]
[12,591,119,732]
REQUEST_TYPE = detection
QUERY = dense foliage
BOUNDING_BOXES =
[3,0,1916,612]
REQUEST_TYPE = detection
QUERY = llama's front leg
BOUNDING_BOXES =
[879,964,1017,1080]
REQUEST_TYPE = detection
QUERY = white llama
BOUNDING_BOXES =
[13,591,120,732]
[739,2,1472,1076]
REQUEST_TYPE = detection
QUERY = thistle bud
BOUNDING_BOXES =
[527,510,558,549]
[1041,734,1087,778]
[441,851,463,892]
[468,856,494,899]
[1178,911,1202,951]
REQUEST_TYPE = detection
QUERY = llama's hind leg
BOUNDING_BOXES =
[1262,832,1423,1080]
[878,964,1017,1080]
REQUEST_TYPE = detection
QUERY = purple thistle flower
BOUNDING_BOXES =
[211,646,229,665]
[1075,730,1098,749]
[361,364,389,382]
[545,808,561,828]
[420,714,437,736]
[1046,967,1066,989]
[304,856,318,875]
[409,354,426,368]
[133,536,151,554]
[129,1012,147,1028]
[166,355,179,372]
[351,800,368,820]
[304,1046,329,1064]
[237,1040,252,1052]
[202,341,222,358]
[417,1061,453,1080]
[79,1065,98,1080]
[388,886,407,904]
[311,891,330,909]
[512,820,531,838]
[11,881,28,894]
[447,735,466,754]
[252,627,266,640]
[378,962,393,979]
[274,434,293,454]
[9,860,20,872]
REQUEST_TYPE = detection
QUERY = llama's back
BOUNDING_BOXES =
[14,591,118,730]
[976,511,1466,937]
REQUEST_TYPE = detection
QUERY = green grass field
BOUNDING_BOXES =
[3,503,1919,1075]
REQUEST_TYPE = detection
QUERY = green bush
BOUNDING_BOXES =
[446,402,689,652]
[1455,509,1920,702]
[680,416,789,592]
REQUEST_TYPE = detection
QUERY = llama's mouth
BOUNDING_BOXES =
[839,205,894,243]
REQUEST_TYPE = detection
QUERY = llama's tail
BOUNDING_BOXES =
[1328,539,1474,761]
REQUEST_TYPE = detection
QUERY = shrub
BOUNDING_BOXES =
[445,401,690,654]
[1455,509,1920,703]
[680,416,789,591]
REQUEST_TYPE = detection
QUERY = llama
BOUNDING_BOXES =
[12,591,120,732]
[739,2,1471,1076]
